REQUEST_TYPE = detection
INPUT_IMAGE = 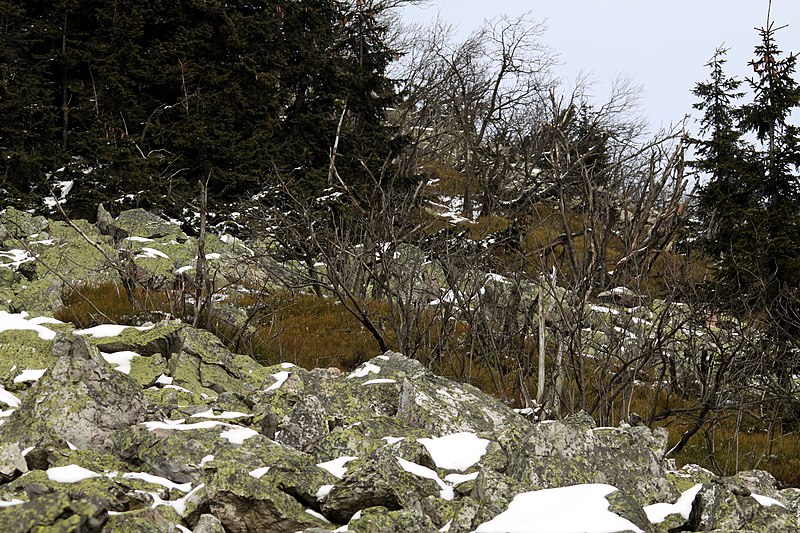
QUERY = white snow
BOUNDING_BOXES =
[46,465,101,483]
[150,483,205,516]
[361,378,396,385]
[122,472,192,492]
[100,351,140,374]
[280,362,295,369]
[444,472,479,486]
[476,484,643,533]
[205,253,221,260]
[376,355,390,361]
[0,311,57,340]
[219,427,259,445]
[317,456,358,479]
[249,466,271,479]
[136,247,170,259]
[125,236,155,243]
[200,455,215,466]
[264,371,291,392]
[0,499,24,508]
[644,483,702,523]
[141,420,227,431]
[0,409,15,418]
[0,387,21,408]
[396,457,453,500]
[75,324,154,337]
[13,368,47,383]
[175,265,194,275]
[191,409,252,420]
[155,374,173,385]
[418,432,489,471]
[0,249,35,269]
[162,384,193,394]
[590,305,620,316]
[382,436,405,445]
[316,484,335,499]
[28,316,63,325]
[347,363,381,379]
[306,508,331,523]
[751,492,786,508]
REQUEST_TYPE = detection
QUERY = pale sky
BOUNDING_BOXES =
[401,0,800,133]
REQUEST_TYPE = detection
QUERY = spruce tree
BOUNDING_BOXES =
[692,26,800,336]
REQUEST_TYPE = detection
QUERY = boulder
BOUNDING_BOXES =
[320,447,443,524]
[0,334,147,455]
[506,413,678,506]
[0,491,107,532]
[111,209,188,242]
[348,505,438,532]
[686,479,796,531]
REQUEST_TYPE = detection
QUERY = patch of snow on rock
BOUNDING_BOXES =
[0,388,21,408]
[219,427,259,445]
[75,324,154,338]
[46,465,101,483]
[264,371,291,392]
[13,368,47,383]
[0,311,57,340]
[475,484,643,533]
[362,378,396,385]
[396,457,453,500]
[347,362,380,379]
[100,351,140,374]
[249,466,271,479]
[317,456,358,479]
[418,432,489,471]
[644,483,702,523]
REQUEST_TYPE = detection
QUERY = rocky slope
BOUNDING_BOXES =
[0,208,798,532]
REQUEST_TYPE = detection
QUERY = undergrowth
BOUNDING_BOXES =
[54,282,800,487]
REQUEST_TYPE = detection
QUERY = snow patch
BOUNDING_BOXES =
[476,484,643,533]
[0,311,57,340]
[264,371,290,392]
[396,457,453,500]
[347,363,381,379]
[75,324,154,338]
[418,432,489,471]
[220,427,259,445]
[317,456,358,479]
[249,466,271,479]
[100,351,140,374]
[13,368,47,383]
[46,465,101,483]
[644,483,702,523]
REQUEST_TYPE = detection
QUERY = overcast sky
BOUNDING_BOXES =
[401,0,800,133]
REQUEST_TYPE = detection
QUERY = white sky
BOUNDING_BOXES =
[401,0,800,133]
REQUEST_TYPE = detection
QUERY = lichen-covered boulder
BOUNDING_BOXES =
[203,462,331,533]
[686,479,796,531]
[0,334,147,455]
[0,491,107,531]
[347,505,438,532]
[506,413,677,506]
[104,507,183,533]
[110,209,188,242]
[0,208,49,240]
[320,446,444,525]
[379,353,532,446]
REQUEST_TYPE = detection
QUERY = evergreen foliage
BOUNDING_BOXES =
[691,25,800,338]
[0,0,405,219]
